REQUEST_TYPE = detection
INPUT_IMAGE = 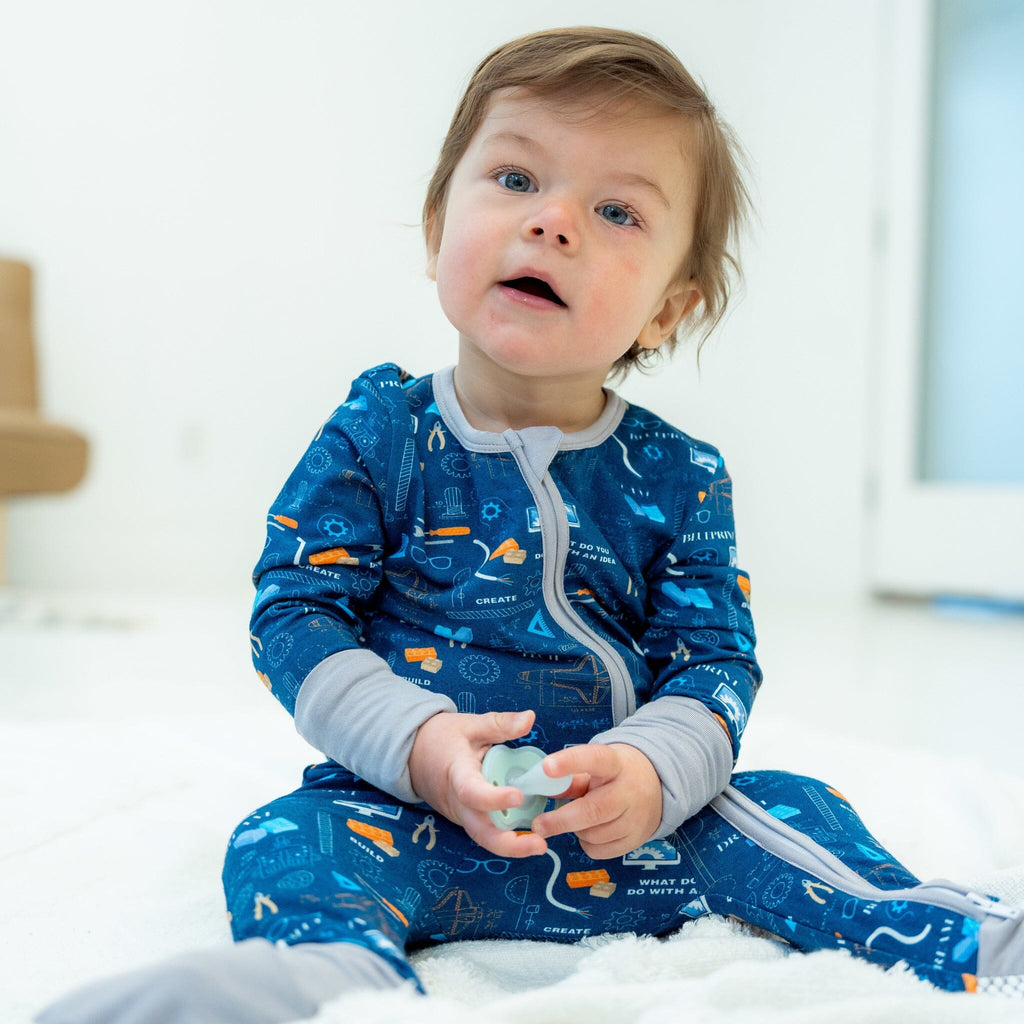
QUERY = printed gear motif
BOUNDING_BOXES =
[318,513,355,541]
[304,446,333,473]
[762,872,795,909]
[417,860,453,898]
[350,572,375,597]
[632,844,668,861]
[457,654,500,685]
[440,452,472,479]
[480,500,502,521]
[606,908,646,930]
[691,629,721,646]
[265,632,294,668]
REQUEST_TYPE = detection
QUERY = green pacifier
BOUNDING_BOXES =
[481,744,573,831]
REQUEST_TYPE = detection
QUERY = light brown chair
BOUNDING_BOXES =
[0,258,89,581]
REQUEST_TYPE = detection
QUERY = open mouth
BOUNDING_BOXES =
[500,277,567,307]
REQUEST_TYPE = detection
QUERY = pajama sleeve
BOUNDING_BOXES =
[249,375,456,802]
[592,454,761,835]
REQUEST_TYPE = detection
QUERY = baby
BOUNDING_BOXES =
[38,24,1024,1024]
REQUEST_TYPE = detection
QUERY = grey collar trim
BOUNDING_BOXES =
[431,365,626,455]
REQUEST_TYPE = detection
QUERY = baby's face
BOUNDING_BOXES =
[428,89,702,387]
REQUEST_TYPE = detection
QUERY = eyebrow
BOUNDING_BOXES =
[480,130,672,209]
[614,172,671,210]
[483,130,541,153]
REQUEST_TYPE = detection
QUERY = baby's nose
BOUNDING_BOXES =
[530,226,570,246]
[525,200,578,248]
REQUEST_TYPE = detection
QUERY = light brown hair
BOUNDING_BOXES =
[423,26,750,375]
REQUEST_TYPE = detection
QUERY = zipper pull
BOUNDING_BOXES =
[966,891,1021,920]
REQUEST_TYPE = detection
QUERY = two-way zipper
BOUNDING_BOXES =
[509,439,637,727]
[712,784,1019,922]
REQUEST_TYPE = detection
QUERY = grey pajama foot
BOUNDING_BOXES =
[975,890,1024,996]
[34,937,408,1024]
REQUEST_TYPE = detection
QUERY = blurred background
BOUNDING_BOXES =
[1,0,1021,608]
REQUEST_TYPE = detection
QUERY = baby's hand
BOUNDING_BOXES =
[408,709,548,858]
[530,743,662,860]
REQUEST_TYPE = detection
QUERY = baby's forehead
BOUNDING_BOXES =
[481,86,686,133]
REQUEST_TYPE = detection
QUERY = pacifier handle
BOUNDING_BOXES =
[511,756,573,797]
[481,744,572,831]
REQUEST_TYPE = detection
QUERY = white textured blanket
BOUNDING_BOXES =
[327,922,1018,1023]
[5,704,1024,1023]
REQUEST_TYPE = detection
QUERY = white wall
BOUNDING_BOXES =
[0,0,882,605]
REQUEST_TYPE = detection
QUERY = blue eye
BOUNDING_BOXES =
[497,170,535,193]
[599,204,636,226]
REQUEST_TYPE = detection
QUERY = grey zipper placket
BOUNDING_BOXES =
[712,784,1019,923]
[509,440,637,727]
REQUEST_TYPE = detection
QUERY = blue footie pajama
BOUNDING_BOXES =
[226,365,1024,1000]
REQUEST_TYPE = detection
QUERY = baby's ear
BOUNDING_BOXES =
[424,209,441,280]
[636,281,703,350]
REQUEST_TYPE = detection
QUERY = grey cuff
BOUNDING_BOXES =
[591,696,733,839]
[293,648,457,803]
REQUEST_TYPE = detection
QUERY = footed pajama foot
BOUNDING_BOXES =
[34,937,409,1024]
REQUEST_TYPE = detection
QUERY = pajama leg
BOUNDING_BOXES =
[673,770,1024,994]
[222,780,440,990]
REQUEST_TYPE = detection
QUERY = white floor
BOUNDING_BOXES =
[751,593,1024,780]
[0,586,320,779]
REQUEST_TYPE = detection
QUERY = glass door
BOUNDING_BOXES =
[870,0,1024,601]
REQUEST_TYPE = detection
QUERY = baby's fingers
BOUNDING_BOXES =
[460,808,548,859]
[450,758,523,813]
[542,744,622,787]
[557,773,591,800]
[533,786,621,841]
[466,709,536,747]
